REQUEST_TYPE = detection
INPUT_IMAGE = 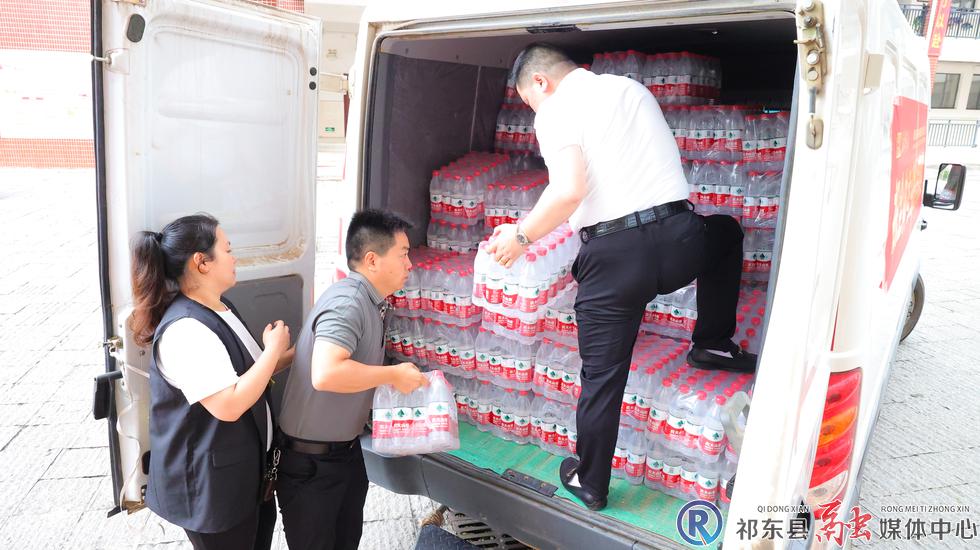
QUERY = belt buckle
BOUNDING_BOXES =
[579,228,590,243]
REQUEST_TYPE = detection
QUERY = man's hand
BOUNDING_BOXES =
[274,345,295,374]
[390,362,429,394]
[486,224,527,269]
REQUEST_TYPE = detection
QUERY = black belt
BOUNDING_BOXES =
[279,432,358,455]
[579,200,691,243]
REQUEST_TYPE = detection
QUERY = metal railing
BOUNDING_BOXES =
[899,4,980,39]
[947,8,980,39]
[928,119,980,147]
[900,3,930,36]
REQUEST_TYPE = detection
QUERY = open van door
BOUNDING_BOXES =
[90,0,320,515]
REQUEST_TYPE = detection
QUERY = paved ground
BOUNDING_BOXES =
[0,164,977,548]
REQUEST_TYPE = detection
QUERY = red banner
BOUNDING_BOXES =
[928,0,953,84]
[884,97,927,291]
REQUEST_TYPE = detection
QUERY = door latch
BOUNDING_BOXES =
[795,0,827,149]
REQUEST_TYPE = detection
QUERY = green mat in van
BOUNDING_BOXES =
[447,422,701,546]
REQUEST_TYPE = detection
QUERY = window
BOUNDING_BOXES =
[968,75,980,110]
[932,73,960,109]
[952,0,975,10]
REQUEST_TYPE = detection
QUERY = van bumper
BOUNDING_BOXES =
[360,434,686,550]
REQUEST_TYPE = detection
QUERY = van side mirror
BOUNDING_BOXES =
[923,163,967,211]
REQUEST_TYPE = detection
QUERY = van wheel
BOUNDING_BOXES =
[900,274,925,342]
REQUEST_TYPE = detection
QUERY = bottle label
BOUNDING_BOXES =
[430,194,443,213]
[620,393,637,417]
[499,412,515,433]
[533,363,549,388]
[502,358,517,381]
[555,425,569,448]
[661,464,681,489]
[407,289,422,310]
[435,344,450,366]
[491,404,503,427]
[542,423,557,445]
[517,284,540,313]
[647,408,666,434]
[664,414,686,442]
[401,337,414,357]
[625,453,646,477]
[611,447,628,469]
[632,398,651,423]
[476,403,491,426]
[488,356,503,378]
[684,421,703,448]
[392,407,413,438]
[411,407,429,438]
[680,468,698,495]
[531,415,543,440]
[460,349,477,371]
[514,415,531,437]
[428,401,452,432]
[546,368,564,392]
[730,186,745,209]
[696,474,720,501]
[645,457,664,484]
[700,427,727,455]
[515,359,533,383]
[372,408,393,439]
[476,351,490,372]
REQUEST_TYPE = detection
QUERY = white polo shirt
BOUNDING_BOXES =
[533,68,689,231]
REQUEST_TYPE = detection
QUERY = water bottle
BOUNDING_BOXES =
[632,367,655,428]
[623,49,643,82]
[426,371,459,451]
[611,425,631,479]
[679,457,700,501]
[645,441,666,492]
[514,341,535,389]
[683,391,710,457]
[372,385,394,454]
[621,364,640,426]
[699,395,729,460]
[513,390,533,444]
[664,384,692,452]
[624,429,647,486]
[475,381,493,431]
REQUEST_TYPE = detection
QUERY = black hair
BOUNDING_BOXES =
[509,42,577,89]
[345,209,413,269]
[130,213,220,346]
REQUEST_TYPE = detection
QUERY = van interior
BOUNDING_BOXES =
[362,13,798,544]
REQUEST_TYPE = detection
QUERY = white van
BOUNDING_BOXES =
[91,0,967,548]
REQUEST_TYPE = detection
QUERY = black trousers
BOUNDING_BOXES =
[572,210,743,498]
[184,497,276,550]
[276,439,370,550]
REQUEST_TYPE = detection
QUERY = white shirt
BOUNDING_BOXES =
[533,68,689,231]
[157,309,273,450]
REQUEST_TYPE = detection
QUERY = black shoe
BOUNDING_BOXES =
[687,340,758,373]
[559,457,607,511]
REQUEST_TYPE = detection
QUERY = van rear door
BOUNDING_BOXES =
[91,0,320,515]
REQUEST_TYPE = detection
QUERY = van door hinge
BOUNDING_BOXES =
[92,49,131,75]
[103,336,123,354]
[795,0,826,149]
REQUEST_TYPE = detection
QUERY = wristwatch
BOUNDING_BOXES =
[515,226,531,247]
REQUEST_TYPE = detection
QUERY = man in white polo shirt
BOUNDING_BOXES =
[488,44,756,511]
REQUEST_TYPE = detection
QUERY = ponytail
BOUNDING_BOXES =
[129,214,219,346]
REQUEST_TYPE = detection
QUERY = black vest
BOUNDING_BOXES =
[145,294,269,533]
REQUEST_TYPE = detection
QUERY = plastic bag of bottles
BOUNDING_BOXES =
[371,370,459,456]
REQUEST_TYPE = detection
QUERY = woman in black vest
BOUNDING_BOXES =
[130,214,292,550]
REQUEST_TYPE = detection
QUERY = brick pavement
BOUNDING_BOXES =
[0,165,977,548]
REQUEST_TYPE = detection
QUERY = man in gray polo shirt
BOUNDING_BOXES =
[276,209,428,550]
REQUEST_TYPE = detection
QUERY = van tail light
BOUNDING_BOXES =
[807,368,861,504]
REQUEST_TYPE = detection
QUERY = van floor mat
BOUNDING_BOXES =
[447,423,701,545]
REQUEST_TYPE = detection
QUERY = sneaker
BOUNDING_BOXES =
[687,340,757,373]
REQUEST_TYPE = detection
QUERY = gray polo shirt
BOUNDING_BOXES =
[278,271,388,442]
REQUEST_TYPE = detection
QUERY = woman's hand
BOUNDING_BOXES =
[263,320,291,357]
